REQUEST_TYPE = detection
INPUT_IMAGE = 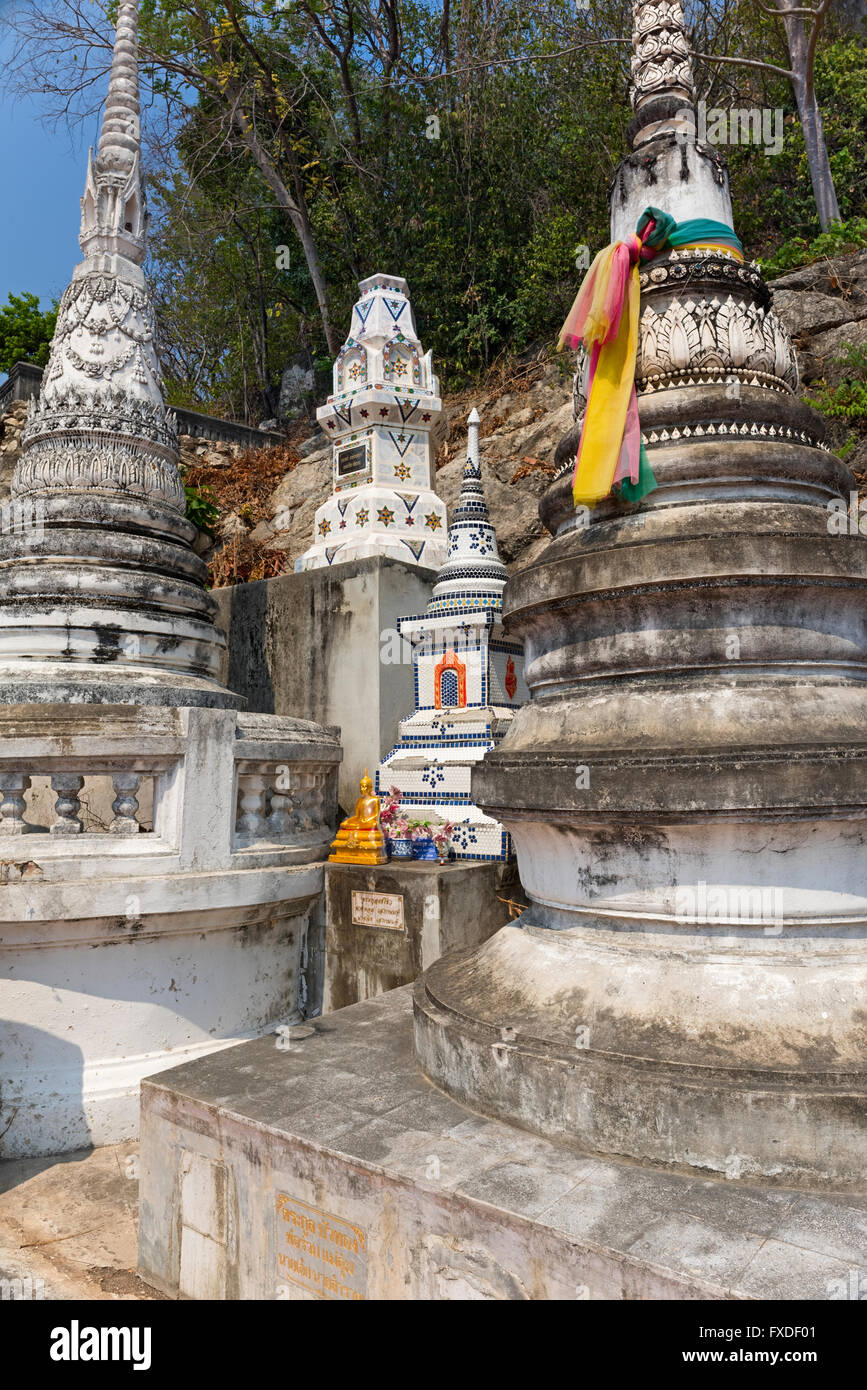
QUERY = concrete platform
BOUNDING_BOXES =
[137,987,867,1300]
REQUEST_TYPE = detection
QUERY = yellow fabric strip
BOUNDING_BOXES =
[573,266,639,507]
[572,239,744,507]
[680,242,745,260]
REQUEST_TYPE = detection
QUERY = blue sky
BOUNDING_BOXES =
[0,8,98,312]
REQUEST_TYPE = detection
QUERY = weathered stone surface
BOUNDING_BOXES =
[806,317,867,382]
[278,357,316,422]
[268,451,332,573]
[137,986,867,1300]
[212,555,435,812]
[414,9,867,1192]
[769,249,867,301]
[324,859,518,1010]
[770,289,854,339]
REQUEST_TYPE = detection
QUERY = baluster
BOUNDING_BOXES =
[110,772,142,835]
[300,771,316,830]
[0,773,31,835]
[311,770,326,828]
[236,772,268,838]
[266,767,295,838]
[51,773,84,836]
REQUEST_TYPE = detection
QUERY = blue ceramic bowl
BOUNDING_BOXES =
[412,837,438,860]
[388,836,414,860]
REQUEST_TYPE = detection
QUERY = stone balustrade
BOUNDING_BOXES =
[0,770,154,837]
[0,702,342,1156]
[234,763,332,844]
[0,705,341,870]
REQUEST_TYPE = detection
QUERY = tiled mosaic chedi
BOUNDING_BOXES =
[295,274,448,571]
[378,409,528,860]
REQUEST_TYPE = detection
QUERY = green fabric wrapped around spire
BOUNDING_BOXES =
[636,207,744,256]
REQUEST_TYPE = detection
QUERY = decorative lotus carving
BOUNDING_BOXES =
[14,434,186,512]
[637,295,799,390]
[22,385,177,451]
[630,0,696,107]
[633,0,688,38]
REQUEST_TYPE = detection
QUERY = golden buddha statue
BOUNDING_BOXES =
[329,771,388,865]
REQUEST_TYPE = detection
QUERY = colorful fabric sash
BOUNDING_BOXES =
[558,207,744,509]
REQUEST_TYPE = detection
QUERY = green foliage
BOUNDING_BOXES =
[142,0,629,403]
[759,218,867,278]
[0,292,58,374]
[728,36,867,261]
[128,3,866,406]
[182,479,220,536]
[804,345,867,426]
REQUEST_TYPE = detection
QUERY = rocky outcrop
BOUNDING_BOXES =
[769,250,867,385]
[257,358,574,575]
[770,250,867,489]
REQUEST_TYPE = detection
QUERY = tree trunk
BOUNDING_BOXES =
[230,102,341,357]
[781,9,841,231]
[793,74,841,230]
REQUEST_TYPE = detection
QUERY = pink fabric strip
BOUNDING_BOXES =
[573,340,602,483]
[613,387,641,485]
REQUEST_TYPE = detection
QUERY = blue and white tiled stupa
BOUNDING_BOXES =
[378,409,528,860]
[295,274,448,571]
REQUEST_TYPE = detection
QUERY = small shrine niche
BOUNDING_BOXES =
[383,335,420,386]
[435,650,467,709]
[337,341,368,393]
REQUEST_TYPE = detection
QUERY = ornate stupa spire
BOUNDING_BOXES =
[296,273,448,572]
[80,0,146,264]
[630,0,696,144]
[427,408,507,617]
[378,407,526,860]
[611,0,733,238]
[0,0,233,705]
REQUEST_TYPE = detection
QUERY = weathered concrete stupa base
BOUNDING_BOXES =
[0,701,341,1156]
[0,668,242,709]
[414,0,867,1194]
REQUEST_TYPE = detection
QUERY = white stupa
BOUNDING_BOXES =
[378,409,527,860]
[295,275,448,571]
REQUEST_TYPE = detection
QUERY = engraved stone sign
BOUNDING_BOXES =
[276,1193,367,1300]
[351,889,405,931]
